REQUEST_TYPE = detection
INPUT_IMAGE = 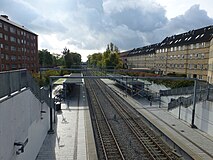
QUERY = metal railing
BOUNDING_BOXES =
[160,86,194,96]
[0,69,52,108]
[168,90,210,110]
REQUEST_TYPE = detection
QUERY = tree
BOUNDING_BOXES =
[39,49,54,67]
[62,47,81,68]
[87,42,123,69]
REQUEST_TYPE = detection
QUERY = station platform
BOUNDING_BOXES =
[102,79,213,160]
[36,84,97,160]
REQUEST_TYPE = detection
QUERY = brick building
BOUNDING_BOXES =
[121,25,213,82]
[0,15,38,72]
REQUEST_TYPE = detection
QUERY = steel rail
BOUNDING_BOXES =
[95,79,179,160]
[86,79,125,160]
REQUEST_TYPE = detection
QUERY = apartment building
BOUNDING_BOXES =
[0,15,38,72]
[121,25,213,81]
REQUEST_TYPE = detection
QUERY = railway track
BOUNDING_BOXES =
[96,79,180,160]
[86,79,125,160]
[85,73,181,160]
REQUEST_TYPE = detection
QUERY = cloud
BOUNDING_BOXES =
[145,4,213,43]
[0,0,213,61]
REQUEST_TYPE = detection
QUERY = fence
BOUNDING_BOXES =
[160,86,194,96]
[168,90,210,110]
[0,69,52,108]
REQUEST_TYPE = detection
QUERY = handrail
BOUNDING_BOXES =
[0,69,52,108]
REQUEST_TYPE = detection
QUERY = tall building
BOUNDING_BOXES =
[121,25,213,82]
[0,15,38,72]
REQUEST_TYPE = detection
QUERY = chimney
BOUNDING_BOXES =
[1,15,9,20]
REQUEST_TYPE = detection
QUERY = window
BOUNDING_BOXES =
[165,48,167,52]
[194,53,198,58]
[171,47,173,52]
[199,75,202,79]
[190,44,194,49]
[5,45,9,51]
[0,44,3,48]
[174,47,177,51]
[190,54,193,59]
[5,54,9,60]
[201,42,206,47]
[178,46,181,51]
[195,35,200,39]
[0,22,2,27]
[11,46,16,51]
[200,64,204,70]
[194,64,197,69]
[196,43,199,48]
[17,30,20,35]
[181,55,184,59]
[11,55,16,61]
[10,36,16,42]
[201,53,205,59]
[11,64,17,69]
[4,35,8,41]
[1,54,4,59]
[4,25,8,31]
[0,33,3,38]
[182,45,186,50]
[1,64,4,69]
[10,27,16,33]
[17,39,20,44]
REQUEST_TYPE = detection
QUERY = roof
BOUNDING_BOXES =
[120,25,213,57]
[0,15,37,35]
[127,43,159,57]
[63,73,83,84]
[158,25,213,48]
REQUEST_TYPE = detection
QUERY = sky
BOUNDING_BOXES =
[0,0,213,62]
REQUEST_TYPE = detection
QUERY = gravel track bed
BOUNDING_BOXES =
[87,79,148,159]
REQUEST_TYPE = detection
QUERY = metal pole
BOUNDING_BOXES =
[131,77,133,96]
[53,97,56,123]
[126,77,128,95]
[178,105,181,119]
[207,79,210,100]
[191,79,197,128]
[48,78,54,134]
[159,94,161,108]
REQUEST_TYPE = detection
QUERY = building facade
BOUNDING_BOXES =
[121,25,213,82]
[0,15,38,72]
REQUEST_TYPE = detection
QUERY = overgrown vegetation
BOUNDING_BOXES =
[32,69,70,86]
[152,79,194,89]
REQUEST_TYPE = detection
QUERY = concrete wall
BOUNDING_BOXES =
[170,100,213,136]
[0,89,50,160]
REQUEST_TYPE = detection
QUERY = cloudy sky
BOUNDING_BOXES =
[1,0,213,61]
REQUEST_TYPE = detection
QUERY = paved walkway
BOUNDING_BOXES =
[102,79,213,160]
[36,84,97,160]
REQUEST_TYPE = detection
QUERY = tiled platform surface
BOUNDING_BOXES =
[102,79,213,160]
[36,84,97,160]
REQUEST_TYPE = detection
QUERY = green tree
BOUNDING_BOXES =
[62,47,81,68]
[39,49,54,67]
[88,53,102,68]
[87,42,123,69]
